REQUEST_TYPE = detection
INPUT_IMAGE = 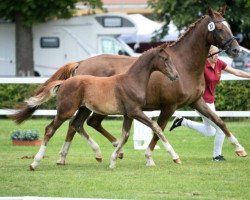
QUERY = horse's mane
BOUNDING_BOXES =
[170,15,207,46]
[128,43,169,70]
[142,43,169,55]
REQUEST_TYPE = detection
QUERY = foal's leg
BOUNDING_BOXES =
[109,115,133,169]
[130,109,180,165]
[194,98,247,157]
[56,107,90,165]
[87,113,124,159]
[146,107,176,166]
[56,125,76,165]
[30,116,67,170]
[70,107,103,162]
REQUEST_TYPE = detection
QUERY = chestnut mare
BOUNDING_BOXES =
[11,44,179,170]
[12,7,247,168]
[55,7,247,166]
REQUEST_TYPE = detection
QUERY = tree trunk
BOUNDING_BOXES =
[15,12,34,76]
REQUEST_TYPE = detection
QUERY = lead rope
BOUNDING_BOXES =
[207,49,224,58]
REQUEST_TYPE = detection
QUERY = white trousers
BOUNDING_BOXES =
[182,103,225,157]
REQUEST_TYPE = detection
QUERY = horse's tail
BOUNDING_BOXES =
[35,62,79,96]
[10,80,64,124]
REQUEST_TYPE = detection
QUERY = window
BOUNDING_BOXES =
[40,37,60,48]
[103,17,122,27]
[101,38,122,54]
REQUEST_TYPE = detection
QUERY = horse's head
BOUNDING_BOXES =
[153,45,178,81]
[207,6,240,58]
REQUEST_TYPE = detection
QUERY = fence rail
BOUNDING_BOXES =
[1,109,250,117]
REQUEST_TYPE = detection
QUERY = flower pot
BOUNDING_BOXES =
[12,140,42,146]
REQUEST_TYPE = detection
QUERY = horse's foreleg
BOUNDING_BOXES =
[130,109,180,166]
[194,99,247,157]
[109,115,133,169]
[87,113,124,159]
[146,107,176,166]
[71,107,102,162]
[30,117,66,170]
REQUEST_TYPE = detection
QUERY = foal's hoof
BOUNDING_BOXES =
[235,150,247,157]
[118,153,124,159]
[56,160,66,165]
[173,158,182,164]
[29,165,35,171]
[96,157,103,163]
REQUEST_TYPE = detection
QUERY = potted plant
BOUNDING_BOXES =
[11,130,42,146]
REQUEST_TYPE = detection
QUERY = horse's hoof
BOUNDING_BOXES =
[173,158,181,164]
[56,160,65,165]
[109,163,116,169]
[146,159,156,167]
[118,153,124,159]
[29,165,35,171]
[96,157,102,163]
[235,150,247,157]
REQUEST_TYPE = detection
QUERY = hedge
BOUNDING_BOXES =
[0,80,249,111]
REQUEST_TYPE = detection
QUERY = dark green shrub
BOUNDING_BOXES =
[216,80,250,111]
[0,84,56,109]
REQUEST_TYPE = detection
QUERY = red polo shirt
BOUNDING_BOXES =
[203,59,227,103]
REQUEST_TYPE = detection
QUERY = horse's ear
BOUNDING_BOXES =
[207,7,215,19]
[218,4,227,16]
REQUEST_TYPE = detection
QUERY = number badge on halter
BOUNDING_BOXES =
[208,22,215,31]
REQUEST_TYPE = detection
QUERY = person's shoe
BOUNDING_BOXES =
[169,116,184,131]
[212,155,226,161]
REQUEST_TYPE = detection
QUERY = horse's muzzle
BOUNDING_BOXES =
[169,74,179,81]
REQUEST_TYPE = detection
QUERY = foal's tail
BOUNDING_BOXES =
[11,80,64,124]
[10,62,79,124]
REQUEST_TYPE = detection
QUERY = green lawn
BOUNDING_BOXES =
[0,118,249,199]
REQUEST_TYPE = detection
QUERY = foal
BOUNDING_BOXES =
[12,44,179,170]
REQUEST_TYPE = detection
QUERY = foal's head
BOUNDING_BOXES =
[207,6,240,58]
[151,45,178,81]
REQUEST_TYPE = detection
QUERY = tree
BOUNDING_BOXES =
[0,0,102,76]
[148,0,250,48]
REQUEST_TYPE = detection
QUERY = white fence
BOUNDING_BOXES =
[0,74,249,117]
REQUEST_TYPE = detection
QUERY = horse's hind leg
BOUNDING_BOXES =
[109,115,133,169]
[56,125,76,165]
[194,98,247,157]
[87,113,124,159]
[129,109,180,165]
[70,107,102,162]
[30,116,66,170]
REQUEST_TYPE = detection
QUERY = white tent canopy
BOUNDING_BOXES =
[119,14,179,44]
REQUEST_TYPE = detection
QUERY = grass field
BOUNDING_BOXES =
[0,118,249,199]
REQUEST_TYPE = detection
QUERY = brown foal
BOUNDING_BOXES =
[11,44,178,170]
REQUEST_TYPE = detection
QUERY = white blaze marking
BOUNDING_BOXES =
[222,21,230,29]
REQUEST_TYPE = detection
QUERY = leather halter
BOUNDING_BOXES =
[208,18,236,58]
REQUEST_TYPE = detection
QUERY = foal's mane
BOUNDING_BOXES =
[131,43,169,68]
[142,43,169,55]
